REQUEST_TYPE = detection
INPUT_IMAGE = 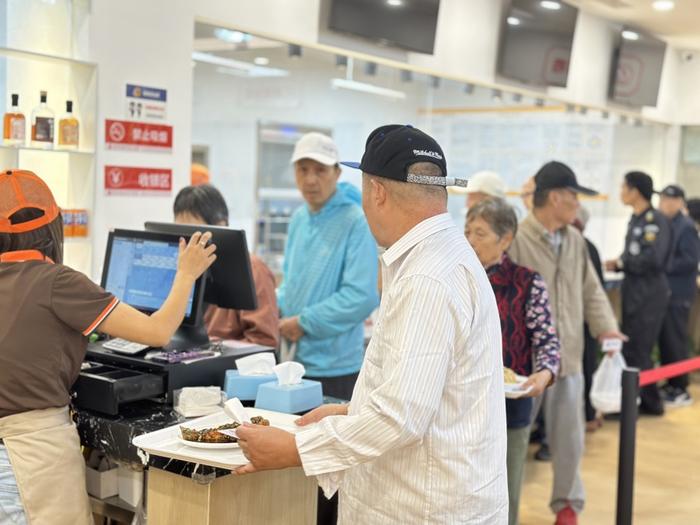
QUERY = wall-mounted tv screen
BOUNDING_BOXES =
[609,28,666,107]
[328,0,441,54]
[497,0,579,87]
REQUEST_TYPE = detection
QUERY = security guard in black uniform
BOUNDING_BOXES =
[606,171,671,415]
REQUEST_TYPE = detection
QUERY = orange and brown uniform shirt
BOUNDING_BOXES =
[0,252,118,418]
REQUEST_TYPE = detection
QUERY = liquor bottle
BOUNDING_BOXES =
[3,94,26,146]
[58,100,79,149]
[31,91,54,149]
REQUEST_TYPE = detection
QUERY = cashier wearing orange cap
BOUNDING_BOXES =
[0,170,216,525]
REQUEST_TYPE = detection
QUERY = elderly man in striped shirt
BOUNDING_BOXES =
[236,125,508,524]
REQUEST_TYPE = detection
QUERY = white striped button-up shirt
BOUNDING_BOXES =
[296,213,508,524]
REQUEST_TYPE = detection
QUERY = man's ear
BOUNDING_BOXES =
[549,189,562,207]
[371,177,387,206]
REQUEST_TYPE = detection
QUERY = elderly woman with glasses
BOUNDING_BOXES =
[465,198,561,525]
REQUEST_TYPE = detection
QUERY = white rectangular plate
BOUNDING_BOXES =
[132,408,302,469]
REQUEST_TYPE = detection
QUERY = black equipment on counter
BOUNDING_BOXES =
[73,342,273,416]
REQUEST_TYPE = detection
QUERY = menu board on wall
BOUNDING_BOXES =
[427,113,615,196]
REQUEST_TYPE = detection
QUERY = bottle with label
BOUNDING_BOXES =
[58,100,79,149]
[3,94,26,146]
[31,91,54,149]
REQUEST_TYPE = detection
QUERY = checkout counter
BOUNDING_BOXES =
[73,341,318,525]
[71,225,319,524]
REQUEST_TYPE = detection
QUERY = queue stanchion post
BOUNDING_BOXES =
[616,367,639,525]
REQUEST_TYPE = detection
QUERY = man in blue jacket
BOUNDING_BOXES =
[278,132,379,401]
[658,184,699,407]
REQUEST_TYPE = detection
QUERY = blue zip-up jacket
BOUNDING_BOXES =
[277,183,379,377]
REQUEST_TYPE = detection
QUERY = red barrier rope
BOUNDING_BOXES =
[638,356,700,387]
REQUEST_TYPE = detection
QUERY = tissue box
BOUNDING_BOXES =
[224,370,277,401]
[255,379,323,414]
[85,465,119,499]
[174,387,225,417]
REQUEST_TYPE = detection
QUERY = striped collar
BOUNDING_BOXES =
[382,213,454,267]
[0,250,54,264]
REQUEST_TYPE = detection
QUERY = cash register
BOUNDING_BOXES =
[73,226,271,415]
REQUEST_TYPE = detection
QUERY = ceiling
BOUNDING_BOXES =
[569,0,700,50]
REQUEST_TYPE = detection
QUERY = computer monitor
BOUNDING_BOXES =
[101,229,208,349]
[143,222,258,311]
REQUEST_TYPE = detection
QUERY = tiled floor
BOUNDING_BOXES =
[520,382,700,524]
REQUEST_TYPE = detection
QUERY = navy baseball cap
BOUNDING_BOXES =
[342,125,466,187]
[660,184,685,200]
[535,161,598,196]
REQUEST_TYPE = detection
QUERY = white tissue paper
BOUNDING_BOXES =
[223,397,251,424]
[274,361,305,386]
[174,386,224,418]
[235,352,276,376]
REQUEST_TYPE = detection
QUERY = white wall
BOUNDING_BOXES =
[675,56,700,125]
[192,54,431,237]
[81,0,698,277]
[195,0,321,45]
[591,122,676,259]
[548,10,615,108]
[407,0,503,84]
[192,48,677,261]
[88,0,196,277]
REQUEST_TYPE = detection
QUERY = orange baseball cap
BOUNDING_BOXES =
[0,169,60,234]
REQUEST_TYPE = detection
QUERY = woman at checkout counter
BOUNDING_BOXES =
[465,198,560,525]
[173,184,279,347]
[0,170,216,525]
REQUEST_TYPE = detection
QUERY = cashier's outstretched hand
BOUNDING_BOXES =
[178,231,217,281]
[234,424,301,476]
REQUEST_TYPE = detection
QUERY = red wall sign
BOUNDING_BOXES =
[105,119,173,152]
[105,166,172,195]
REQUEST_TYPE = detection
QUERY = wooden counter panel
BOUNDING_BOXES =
[147,467,317,525]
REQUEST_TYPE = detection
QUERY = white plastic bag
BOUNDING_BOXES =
[279,339,297,362]
[590,352,627,414]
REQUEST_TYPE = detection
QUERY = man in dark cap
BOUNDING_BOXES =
[234,125,509,523]
[605,172,672,415]
[509,161,623,525]
[657,184,699,406]
[686,198,700,231]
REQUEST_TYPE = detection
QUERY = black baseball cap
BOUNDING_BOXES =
[342,125,465,187]
[534,161,598,196]
[660,184,685,200]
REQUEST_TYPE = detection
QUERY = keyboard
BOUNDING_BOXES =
[102,338,150,355]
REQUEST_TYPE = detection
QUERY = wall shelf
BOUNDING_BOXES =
[0,43,98,277]
[0,144,95,156]
[0,46,96,69]
[65,237,91,243]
